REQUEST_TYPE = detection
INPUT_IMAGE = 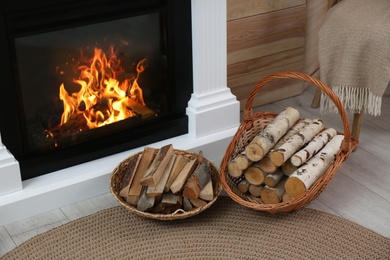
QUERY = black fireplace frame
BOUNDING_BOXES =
[0,0,193,180]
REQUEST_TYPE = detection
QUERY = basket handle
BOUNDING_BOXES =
[243,71,353,152]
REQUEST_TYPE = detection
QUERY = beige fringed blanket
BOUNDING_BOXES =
[319,0,390,116]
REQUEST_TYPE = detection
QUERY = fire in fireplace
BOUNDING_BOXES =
[0,0,193,180]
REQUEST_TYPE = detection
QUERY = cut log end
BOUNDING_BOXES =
[270,151,284,167]
[245,143,264,162]
[290,155,303,167]
[285,177,306,197]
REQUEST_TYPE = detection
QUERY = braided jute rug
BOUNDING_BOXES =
[2,196,389,260]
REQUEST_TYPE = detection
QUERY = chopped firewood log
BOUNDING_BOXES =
[127,147,157,205]
[170,157,198,194]
[183,151,211,199]
[248,184,264,197]
[245,107,300,162]
[243,164,267,185]
[182,197,193,211]
[161,192,181,207]
[237,178,250,193]
[281,159,298,176]
[164,154,186,192]
[198,179,214,201]
[119,153,142,198]
[254,119,312,175]
[282,192,294,202]
[260,177,287,204]
[227,160,243,178]
[189,198,208,208]
[146,155,176,196]
[291,128,337,167]
[285,135,344,197]
[270,119,325,166]
[264,169,284,188]
[137,186,156,212]
[140,144,174,187]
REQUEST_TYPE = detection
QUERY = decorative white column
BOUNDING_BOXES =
[187,0,240,138]
[0,134,22,196]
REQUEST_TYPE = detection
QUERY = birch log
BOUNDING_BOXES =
[270,119,325,166]
[264,169,284,188]
[260,177,287,204]
[245,107,300,162]
[281,159,298,176]
[290,128,337,166]
[256,119,312,174]
[284,134,344,197]
[243,164,267,185]
[228,152,253,177]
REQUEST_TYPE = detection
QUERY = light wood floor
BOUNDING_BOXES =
[1,85,389,257]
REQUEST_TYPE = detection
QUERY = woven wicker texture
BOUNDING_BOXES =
[110,149,222,220]
[220,71,359,213]
[2,197,389,260]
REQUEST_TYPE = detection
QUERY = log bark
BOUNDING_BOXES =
[183,151,211,199]
[245,107,300,162]
[291,128,337,166]
[243,164,267,185]
[260,177,287,204]
[127,147,157,205]
[164,154,186,192]
[170,157,198,194]
[285,134,344,197]
[270,119,325,166]
[119,153,142,199]
[136,186,156,212]
[146,154,176,196]
[140,144,174,187]
[264,169,284,188]
[182,197,193,211]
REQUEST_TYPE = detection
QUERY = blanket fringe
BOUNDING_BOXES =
[320,86,382,116]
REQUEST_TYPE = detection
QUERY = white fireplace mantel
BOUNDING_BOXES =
[0,0,239,226]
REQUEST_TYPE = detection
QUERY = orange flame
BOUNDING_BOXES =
[59,47,148,129]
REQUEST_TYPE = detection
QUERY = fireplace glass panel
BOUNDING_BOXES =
[15,13,170,154]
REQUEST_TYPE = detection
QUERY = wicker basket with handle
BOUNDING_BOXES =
[220,71,359,214]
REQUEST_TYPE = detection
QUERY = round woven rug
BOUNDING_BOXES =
[2,196,389,260]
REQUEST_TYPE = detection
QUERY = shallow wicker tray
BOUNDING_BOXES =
[220,71,359,214]
[110,149,222,220]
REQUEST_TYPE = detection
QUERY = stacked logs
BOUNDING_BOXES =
[119,144,216,214]
[227,107,343,204]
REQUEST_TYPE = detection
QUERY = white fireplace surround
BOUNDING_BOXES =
[0,0,239,226]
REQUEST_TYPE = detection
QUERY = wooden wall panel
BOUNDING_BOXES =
[227,2,307,108]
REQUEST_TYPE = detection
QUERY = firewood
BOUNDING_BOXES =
[164,154,186,192]
[170,157,198,194]
[264,169,284,188]
[183,151,211,199]
[189,198,208,208]
[248,184,264,197]
[257,157,278,174]
[270,119,325,166]
[198,179,214,201]
[161,192,181,207]
[245,107,300,162]
[281,159,298,176]
[260,177,287,204]
[237,178,250,193]
[285,135,344,197]
[182,197,193,211]
[243,164,267,185]
[119,153,142,199]
[146,154,176,196]
[127,147,157,205]
[291,128,337,166]
[227,160,243,178]
[140,144,174,187]
[282,192,294,202]
[136,186,155,212]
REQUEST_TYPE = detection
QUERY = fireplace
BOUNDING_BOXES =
[0,0,193,180]
[0,0,240,226]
